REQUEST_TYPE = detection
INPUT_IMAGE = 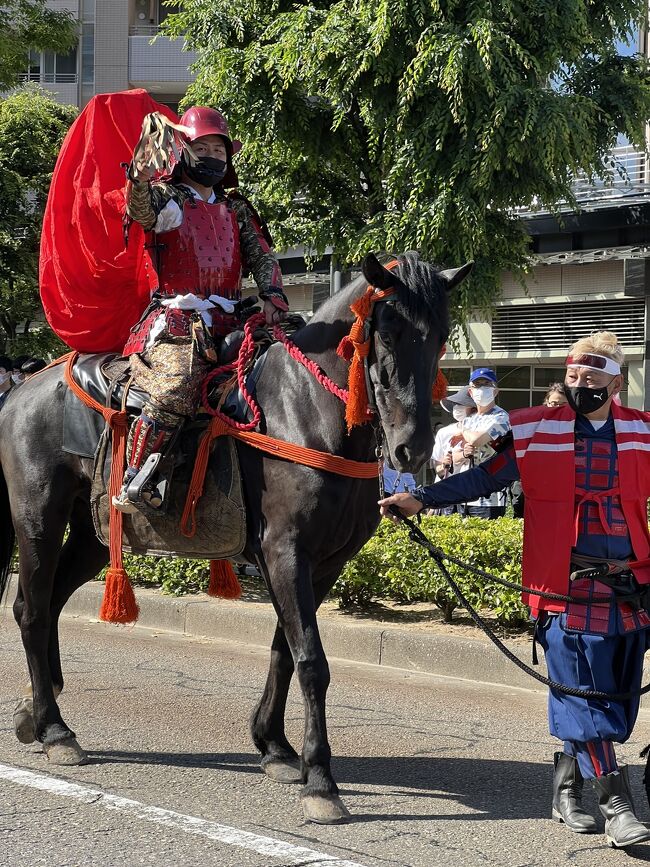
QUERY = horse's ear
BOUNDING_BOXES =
[439,261,474,291]
[362,252,397,290]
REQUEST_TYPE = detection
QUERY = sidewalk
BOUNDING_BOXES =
[54,578,548,693]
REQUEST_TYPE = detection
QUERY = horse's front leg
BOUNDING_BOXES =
[262,547,349,824]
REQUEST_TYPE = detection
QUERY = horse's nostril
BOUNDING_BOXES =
[394,445,410,467]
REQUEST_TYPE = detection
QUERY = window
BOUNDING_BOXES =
[81,24,94,84]
[27,48,78,84]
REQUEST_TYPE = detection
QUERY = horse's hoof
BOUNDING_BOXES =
[262,759,302,784]
[44,738,88,766]
[301,794,351,824]
[13,697,35,744]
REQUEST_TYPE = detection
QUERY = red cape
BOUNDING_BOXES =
[40,89,179,352]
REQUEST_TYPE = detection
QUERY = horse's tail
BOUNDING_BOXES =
[0,462,15,605]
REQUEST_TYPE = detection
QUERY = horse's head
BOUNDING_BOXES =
[362,251,473,473]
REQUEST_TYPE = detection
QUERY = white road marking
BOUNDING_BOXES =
[0,762,367,867]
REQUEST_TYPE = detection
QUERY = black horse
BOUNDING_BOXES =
[0,251,470,823]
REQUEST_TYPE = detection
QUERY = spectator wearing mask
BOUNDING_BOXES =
[454,368,510,518]
[432,387,477,480]
[10,355,29,388]
[544,382,568,408]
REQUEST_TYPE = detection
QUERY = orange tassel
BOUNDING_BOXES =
[99,567,140,624]
[208,559,241,599]
[432,368,448,402]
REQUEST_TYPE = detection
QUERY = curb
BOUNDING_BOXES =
[54,580,548,693]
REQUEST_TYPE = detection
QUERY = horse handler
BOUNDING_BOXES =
[380,331,650,849]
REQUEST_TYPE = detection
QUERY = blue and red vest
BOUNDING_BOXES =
[510,402,650,615]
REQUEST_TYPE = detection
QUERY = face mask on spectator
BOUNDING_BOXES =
[471,387,495,407]
[452,406,468,421]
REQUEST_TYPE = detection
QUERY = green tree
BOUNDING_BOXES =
[0,86,76,356]
[165,0,650,319]
[1,0,77,90]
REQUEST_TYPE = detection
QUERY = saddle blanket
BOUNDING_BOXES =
[91,420,246,560]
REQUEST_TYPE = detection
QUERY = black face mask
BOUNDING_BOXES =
[566,383,612,416]
[182,155,227,187]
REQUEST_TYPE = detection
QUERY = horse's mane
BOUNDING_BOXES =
[389,252,450,335]
[311,251,449,335]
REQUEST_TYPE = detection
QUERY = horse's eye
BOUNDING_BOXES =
[378,331,393,349]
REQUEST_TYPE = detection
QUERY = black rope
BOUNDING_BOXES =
[389,508,650,701]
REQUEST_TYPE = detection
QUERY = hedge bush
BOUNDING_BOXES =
[332,516,527,625]
[101,516,528,626]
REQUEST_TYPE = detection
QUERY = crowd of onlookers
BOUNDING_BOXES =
[383,367,570,519]
[0,354,47,410]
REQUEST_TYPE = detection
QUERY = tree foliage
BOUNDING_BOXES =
[0,0,77,91]
[0,86,76,354]
[165,0,650,319]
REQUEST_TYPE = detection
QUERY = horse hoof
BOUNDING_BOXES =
[44,738,88,766]
[301,795,351,824]
[13,697,35,744]
[262,759,302,784]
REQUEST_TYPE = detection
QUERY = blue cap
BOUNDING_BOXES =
[469,367,497,384]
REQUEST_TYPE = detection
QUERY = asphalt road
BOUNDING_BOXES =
[2,610,650,867]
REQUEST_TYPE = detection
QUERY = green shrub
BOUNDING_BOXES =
[96,516,528,627]
[103,555,211,597]
[333,515,528,626]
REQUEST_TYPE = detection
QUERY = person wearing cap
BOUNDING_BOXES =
[433,386,476,477]
[427,387,477,514]
[113,106,288,513]
[379,331,650,848]
[451,368,510,518]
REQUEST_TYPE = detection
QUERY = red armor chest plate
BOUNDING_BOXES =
[157,199,243,299]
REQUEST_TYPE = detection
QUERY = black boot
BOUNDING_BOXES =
[593,767,650,847]
[552,752,597,833]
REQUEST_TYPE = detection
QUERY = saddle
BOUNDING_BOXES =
[64,351,268,559]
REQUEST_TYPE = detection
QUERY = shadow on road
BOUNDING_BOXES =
[82,749,597,823]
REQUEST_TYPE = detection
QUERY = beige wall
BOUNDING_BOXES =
[94,0,129,93]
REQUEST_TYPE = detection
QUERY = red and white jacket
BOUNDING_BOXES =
[511,402,650,615]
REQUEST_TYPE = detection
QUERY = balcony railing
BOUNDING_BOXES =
[20,72,78,84]
[517,145,650,215]
[129,25,160,37]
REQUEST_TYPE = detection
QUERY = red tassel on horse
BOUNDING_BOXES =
[99,567,139,624]
[208,560,242,599]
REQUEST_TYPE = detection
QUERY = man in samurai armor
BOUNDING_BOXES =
[112,106,288,513]
[379,331,650,849]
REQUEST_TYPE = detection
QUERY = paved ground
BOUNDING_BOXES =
[2,612,650,866]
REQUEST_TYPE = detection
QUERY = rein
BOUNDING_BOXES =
[389,508,650,701]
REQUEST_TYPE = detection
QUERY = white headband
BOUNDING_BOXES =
[566,353,621,376]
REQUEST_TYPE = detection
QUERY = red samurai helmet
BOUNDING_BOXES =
[176,106,241,188]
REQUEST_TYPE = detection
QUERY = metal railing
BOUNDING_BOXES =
[517,145,650,215]
[129,25,161,37]
[19,72,78,84]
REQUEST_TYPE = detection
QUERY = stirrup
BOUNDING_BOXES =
[126,452,163,507]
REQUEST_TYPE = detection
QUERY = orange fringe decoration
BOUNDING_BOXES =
[336,283,397,432]
[62,352,139,625]
[208,559,241,599]
[432,369,448,402]
[99,567,140,624]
